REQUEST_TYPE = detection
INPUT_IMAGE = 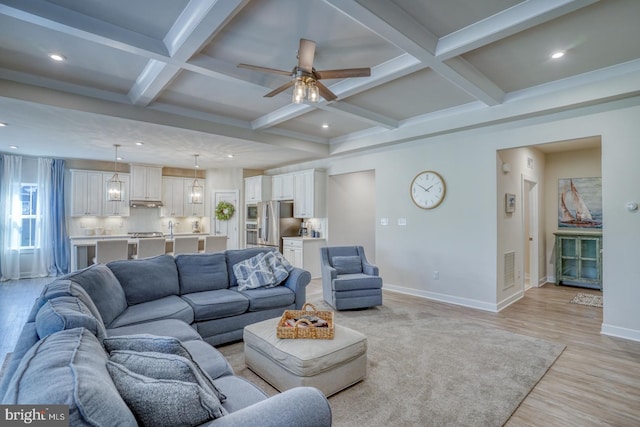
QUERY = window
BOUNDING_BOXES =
[20,183,38,249]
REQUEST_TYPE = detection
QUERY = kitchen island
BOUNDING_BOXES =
[69,233,209,271]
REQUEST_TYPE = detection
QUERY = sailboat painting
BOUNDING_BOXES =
[558,177,602,229]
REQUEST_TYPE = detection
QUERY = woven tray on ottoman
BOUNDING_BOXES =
[244,317,367,397]
[277,303,334,339]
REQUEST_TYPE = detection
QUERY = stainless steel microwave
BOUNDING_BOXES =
[246,204,257,220]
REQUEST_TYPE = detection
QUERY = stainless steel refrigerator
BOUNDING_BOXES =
[257,200,302,252]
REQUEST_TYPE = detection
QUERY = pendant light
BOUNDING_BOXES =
[106,144,123,202]
[189,154,203,204]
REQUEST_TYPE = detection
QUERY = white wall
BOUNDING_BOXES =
[270,97,640,341]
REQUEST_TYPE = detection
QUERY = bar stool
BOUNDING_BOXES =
[199,235,227,253]
[93,239,129,264]
[131,237,167,259]
[169,236,199,256]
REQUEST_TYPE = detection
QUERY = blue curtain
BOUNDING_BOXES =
[51,159,70,274]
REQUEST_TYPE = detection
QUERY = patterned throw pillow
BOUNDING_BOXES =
[106,361,225,427]
[233,252,276,291]
[264,251,294,286]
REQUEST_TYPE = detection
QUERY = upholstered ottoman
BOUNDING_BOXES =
[243,317,367,397]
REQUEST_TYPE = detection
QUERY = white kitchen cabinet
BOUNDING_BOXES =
[244,175,271,203]
[183,178,205,217]
[130,164,162,201]
[293,169,325,218]
[283,237,325,278]
[272,173,294,200]
[161,177,185,217]
[101,173,130,216]
[71,170,103,216]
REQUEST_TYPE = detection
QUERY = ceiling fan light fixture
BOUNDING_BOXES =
[189,154,203,204]
[106,144,123,202]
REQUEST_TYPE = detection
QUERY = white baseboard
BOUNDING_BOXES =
[601,323,640,343]
[383,283,499,313]
[497,290,524,311]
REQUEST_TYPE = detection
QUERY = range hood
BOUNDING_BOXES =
[130,200,163,208]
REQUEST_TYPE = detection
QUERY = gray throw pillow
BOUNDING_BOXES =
[110,350,226,402]
[103,334,191,358]
[103,334,226,402]
[106,361,225,427]
[332,255,363,274]
[35,296,107,340]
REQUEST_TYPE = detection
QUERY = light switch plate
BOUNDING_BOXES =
[380,217,389,226]
[397,217,407,226]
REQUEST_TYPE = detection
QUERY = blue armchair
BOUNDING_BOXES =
[320,246,383,310]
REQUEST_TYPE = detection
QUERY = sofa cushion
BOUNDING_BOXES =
[181,289,249,321]
[35,296,107,340]
[109,350,226,402]
[333,273,383,291]
[182,340,235,380]
[2,328,136,426]
[107,318,202,342]
[106,361,225,427]
[226,247,275,288]
[108,295,193,328]
[108,255,179,305]
[235,285,296,311]
[175,253,229,294]
[61,264,128,326]
[40,279,106,325]
[332,256,363,274]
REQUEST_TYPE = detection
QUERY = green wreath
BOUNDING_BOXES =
[215,201,235,221]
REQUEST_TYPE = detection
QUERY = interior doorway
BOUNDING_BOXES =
[211,190,239,250]
[522,175,539,290]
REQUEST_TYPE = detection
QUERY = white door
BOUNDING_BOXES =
[522,175,539,289]
[212,190,239,250]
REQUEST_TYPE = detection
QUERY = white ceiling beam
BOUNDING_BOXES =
[128,0,249,106]
[436,0,600,60]
[319,102,399,129]
[326,0,504,105]
[0,0,168,58]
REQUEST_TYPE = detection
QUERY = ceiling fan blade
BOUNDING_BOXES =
[238,63,292,76]
[297,39,316,73]
[314,68,371,80]
[315,81,337,102]
[264,80,295,98]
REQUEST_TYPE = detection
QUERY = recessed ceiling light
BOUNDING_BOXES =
[551,51,565,59]
[135,141,144,146]
[227,154,234,158]
[0,122,7,127]
[116,156,123,161]
[9,145,18,150]
[322,123,329,129]
[49,53,66,62]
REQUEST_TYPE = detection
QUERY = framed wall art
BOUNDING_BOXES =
[558,177,602,229]
[505,193,516,213]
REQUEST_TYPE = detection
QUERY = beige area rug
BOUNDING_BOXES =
[218,298,565,427]
[570,293,603,307]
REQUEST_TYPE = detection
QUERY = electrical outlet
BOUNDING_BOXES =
[433,271,439,280]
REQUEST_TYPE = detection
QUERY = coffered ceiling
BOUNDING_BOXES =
[0,0,638,169]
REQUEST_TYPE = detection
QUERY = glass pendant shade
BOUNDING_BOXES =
[307,82,319,102]
[106,144,123,202]
[292,79,306,104]
[189,154,203,204]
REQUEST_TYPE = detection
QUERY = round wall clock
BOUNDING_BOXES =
[410,170,446,209]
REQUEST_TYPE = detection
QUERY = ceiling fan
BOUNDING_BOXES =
[238,38,371,103]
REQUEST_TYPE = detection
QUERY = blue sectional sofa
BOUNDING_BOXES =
[0,247,331,426]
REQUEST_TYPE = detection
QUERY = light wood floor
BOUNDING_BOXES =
[2,278,639,426]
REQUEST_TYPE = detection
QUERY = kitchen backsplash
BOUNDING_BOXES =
[68,208,208,237]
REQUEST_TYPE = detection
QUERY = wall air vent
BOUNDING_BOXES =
[504,251,515,290]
